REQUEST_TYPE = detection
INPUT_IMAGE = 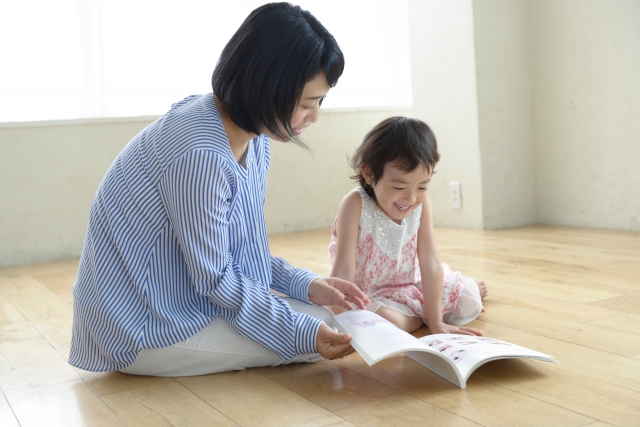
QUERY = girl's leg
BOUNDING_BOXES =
[120,298,334,377]
[374,306,424,333]
[443,277,483,326]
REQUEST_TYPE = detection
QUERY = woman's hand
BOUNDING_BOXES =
[315,322,355,359]
[308,277,370,311]
[429,321,483,336]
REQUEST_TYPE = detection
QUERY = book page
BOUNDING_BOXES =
[418,334,557,378]
[334,310,433,365]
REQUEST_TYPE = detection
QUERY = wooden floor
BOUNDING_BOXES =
[1,225,639,426]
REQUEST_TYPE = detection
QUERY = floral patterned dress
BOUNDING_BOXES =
[328,187,464,320]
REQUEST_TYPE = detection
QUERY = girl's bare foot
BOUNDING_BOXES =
[476,280,488,299]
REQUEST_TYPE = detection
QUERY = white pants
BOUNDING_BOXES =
[120,298,335,377]
[366,277,483,327]
[442,277,483,326]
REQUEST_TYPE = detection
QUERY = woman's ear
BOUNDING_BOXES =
[361,165,374,186]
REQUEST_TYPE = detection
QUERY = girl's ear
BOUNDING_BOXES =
[361,165,374,185]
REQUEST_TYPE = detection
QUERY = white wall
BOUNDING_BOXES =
[2,0,640,267]
[473,0,537,229]
[0,119,152,266]
[265,108,409,233]
[0,109,412,267]
[532,0,640,231]
[408,0,485,230]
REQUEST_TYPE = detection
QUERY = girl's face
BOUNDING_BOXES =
[363,162,432,224]
[264,73,331,142]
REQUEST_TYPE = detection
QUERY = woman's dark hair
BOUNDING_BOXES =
[351,117,440,199]
[212,2,344,144]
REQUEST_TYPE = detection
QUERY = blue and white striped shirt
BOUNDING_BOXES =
[69,94,322,372]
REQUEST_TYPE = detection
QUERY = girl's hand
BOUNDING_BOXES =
[429,321,483,336]
[315,322,355,359]
[308,277,370,311]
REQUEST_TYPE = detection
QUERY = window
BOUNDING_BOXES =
[0,0,411,123]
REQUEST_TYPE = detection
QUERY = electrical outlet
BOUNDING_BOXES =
[449,181,462,209]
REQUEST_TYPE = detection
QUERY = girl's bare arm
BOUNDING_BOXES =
[329,191,362,282]
[417,196,482,335]
[416,196,445,327]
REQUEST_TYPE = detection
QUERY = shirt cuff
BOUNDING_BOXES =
[288,269,321,303]
[293,312,323,355]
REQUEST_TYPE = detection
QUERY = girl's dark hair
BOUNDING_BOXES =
[212,2,344,145]
[351,117,440,198]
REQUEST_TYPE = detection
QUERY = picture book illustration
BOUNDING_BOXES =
[345,311,412,347]
[418,335,544,373]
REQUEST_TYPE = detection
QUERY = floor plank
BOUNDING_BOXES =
[101,381,238,427]
[0,293,27,327]
[473,359,640,426]
[473,321,640,392]
[255,359,401,411]
[322,421,358,427]
[589,312,640,335]
[1,225,639,426]
[589,295,640,315]
[176,370,344,427]
[0,323,79,392]
[31,269,77,304]
[0,391,20,427]
[332,394,479,427]
[476,298,640,357]
[0,276,74,351]
[330,353,594,427]
[73,369,177,397]
[5,380,125,427]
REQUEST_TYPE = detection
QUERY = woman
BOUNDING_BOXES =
[69,3,369,377]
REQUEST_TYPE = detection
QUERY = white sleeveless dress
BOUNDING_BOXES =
[328,187,482,326]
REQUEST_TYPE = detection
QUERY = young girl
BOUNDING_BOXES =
[329,117,488,335]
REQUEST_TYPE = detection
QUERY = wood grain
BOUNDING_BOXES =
[102,381,238,427]
[0,293,27,327]
[0,391,20,427]
[176,369,343,427]
[0,225,638,426]
[5,380,125,427]
[255,359,401,411]
[74,369,176,397]
[473,358,640,426]
[0,323,79,392]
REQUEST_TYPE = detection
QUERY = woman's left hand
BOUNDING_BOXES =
[308,277,370,311]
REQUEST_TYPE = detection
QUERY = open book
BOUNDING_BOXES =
[333,310,557,389]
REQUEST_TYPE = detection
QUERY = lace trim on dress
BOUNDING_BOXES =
[356,187,421,261]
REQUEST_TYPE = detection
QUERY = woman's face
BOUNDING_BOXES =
[265,73,331,142]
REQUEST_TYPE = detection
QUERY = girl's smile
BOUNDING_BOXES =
[394,202,412,213]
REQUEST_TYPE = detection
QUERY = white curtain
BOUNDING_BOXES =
[0,0,411,123]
